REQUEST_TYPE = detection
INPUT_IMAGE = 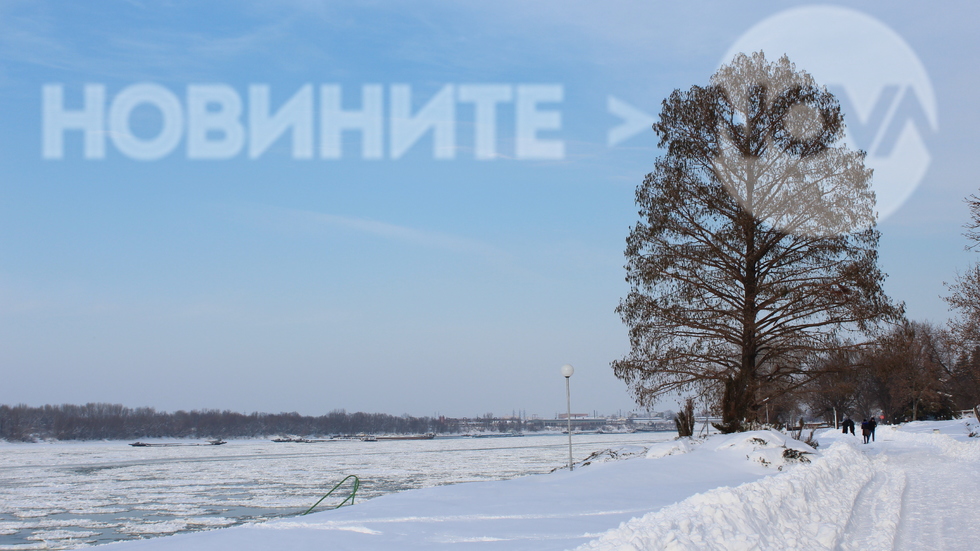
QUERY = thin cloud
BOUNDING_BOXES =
[241,204,510,261]
[0,2,297,84]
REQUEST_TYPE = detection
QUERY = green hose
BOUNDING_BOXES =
[302,475,360,515]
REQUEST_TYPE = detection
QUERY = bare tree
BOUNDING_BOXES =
[805,345,862,423]
[949,346,980,410]
[943,193,980,411]
[865,321,955,421]
[614,52,901,433]
[946,194,980,347]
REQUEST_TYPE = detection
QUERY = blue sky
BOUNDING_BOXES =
[1,1,977,418]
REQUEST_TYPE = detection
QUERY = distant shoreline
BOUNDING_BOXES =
[0,403,664,442]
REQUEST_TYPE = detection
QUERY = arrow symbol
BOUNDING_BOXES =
[607,96,655,147]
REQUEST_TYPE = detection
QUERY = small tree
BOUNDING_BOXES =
[674,398,696,437]
[614,52,901,433]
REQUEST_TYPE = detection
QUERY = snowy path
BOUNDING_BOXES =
[583,423,980,551]
[835,425,980,551]
[836,459,905,551]
[893,447,980,549]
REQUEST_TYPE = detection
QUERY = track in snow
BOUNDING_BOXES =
[837,431,980,551]
[891,447,980,550]
[836,460,905,551]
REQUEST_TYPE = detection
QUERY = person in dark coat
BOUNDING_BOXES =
[842,417,855,435]
[869,417,877,442]
[861,419,871,444]
[848,418,856,435]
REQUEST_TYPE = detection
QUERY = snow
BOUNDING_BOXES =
[852,421,980,549]
[0,433,676,548]
[78,441,773,550]
[644,439,696,459]
[583,420,980,551]
[2,421,979,550]
[581,436,870,550]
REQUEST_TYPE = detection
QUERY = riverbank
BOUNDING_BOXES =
[0,433,673,549]
[92,418,980,550]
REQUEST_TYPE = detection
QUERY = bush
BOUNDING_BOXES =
[675,398,696,437]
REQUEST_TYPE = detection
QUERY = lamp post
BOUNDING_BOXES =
[561,364,574,471]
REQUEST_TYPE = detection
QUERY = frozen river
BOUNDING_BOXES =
[0,432,675,549]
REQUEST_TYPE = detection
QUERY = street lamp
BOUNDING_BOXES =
[561,364,574,471]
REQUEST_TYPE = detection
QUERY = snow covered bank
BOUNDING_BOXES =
[580,433,866,551]
[90,432,785,550]
[16,422,975,550]
[0,433,670,549]
[581,421,980,551]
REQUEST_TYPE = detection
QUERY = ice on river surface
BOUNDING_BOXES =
[0,432,675,549]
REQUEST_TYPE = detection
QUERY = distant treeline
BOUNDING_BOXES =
[0,403,461,442]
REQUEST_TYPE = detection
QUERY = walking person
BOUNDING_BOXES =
[861,419,871,444]
[869,417,877,442]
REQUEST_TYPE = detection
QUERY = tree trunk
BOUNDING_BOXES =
[716,371,752,433]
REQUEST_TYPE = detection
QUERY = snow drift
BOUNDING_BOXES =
[580,425,980,551]
[579,433,873,551]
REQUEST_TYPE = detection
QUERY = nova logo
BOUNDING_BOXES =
[724,5,938,222]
